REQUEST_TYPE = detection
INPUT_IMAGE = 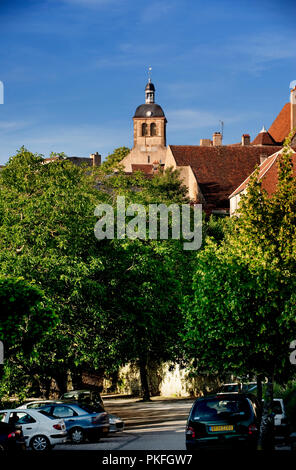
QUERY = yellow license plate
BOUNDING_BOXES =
[209,425,234,432]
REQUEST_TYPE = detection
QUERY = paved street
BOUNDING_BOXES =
[55,397,194,451]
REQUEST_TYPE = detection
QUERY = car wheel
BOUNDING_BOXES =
[0,444,6,451]
[30,435,51,452]
[70,427,85,444]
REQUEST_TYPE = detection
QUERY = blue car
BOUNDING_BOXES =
[38,403,109,444]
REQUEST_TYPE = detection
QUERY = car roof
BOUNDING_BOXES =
[24,400,57,404]
[0,408,45,414]
[194,393,254,401]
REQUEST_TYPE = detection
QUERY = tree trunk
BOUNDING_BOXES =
[139,356,151,401]
[54,371,68,396]
[257,375,274,451]
[256,374,263,403]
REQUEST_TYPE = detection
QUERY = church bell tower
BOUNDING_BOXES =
[119,69,168,172]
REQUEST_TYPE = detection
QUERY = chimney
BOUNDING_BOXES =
[212,132,222,146]
[291,86,296,132]
[200,138,212,147]
[90,152,101,167]
[241,134,250,146]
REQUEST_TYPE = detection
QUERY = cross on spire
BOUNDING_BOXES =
[148,66,152,83]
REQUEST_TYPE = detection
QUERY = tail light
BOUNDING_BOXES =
[248,424,258,435]
[53,423,62,430]
[186,426,196,439]
[7,432,16,439]
[92,412,107,424]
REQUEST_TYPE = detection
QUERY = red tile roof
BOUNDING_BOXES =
[230,148,296,198]
[268,102,291,143]
[252,129,277,146]
[131,164,153,175]
[169,145,281,211]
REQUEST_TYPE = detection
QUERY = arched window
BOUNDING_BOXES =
[150,123,157,136]
[142,123,147,136]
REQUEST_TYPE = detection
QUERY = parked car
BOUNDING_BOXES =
[0,409,67,451]
[218,382,257,394]
[0,421,26,452]
[60,390,104,407]
[108,414,125,433]
[18,399,124,435]
[186,393,261,450]
[261,398,289,442]
[17,400,59,410]
[38,402,109,444]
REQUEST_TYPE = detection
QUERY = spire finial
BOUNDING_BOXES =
[148,66,152,83]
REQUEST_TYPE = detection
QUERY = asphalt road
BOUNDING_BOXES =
[55,397,194,451]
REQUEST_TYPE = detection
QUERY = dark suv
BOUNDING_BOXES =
[186,393,261,450]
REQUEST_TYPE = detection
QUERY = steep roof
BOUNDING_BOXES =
[268,102,291,143]
[230,148,296,198]
[252,127,277,146]
[169,145,281,210]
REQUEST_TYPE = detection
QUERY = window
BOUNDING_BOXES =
[192,398,251,421]
[52,406,77,418]
[0,413,6,422]
[28,402,48,409]
[142,123,147,136]
[148,155,150,163]
[78,404,105,414]
[150,123,156,136]
[9,412,36,425]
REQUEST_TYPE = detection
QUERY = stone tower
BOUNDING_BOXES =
[120,78,167,172]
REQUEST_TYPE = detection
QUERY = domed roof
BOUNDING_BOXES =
[145,81,155,92]
[133,103,165,118]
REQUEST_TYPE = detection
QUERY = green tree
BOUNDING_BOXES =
[0,147,193,400]
[183,138,296,449]
[100,146,130,173]
[0,276,56,356]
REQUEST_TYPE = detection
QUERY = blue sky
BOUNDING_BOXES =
[0,0,295,164]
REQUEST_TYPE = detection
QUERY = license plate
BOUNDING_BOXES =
[209,425,234,432]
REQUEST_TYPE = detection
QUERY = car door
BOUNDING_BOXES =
[50,405,78,430]
[7,411,39,443]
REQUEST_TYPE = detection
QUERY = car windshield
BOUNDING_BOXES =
[37,409,55,419]
[192,398,251,421]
